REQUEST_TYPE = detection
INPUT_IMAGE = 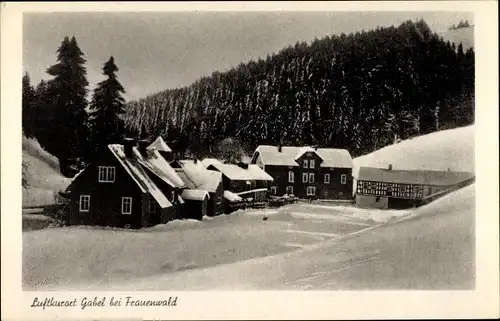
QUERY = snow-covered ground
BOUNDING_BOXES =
[106,183,476,290]
[24,183,473,291]
[23,202,412,290]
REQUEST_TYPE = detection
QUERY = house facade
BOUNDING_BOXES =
[67,137,192,228]
[251,145,353,200]
[67,140,176,229]
[355,165,475,209]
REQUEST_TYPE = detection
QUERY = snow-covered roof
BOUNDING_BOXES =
[147,136,172,152]
[208,163,273,181]
[136,148,186,188]
[294,146,322,161]
[223,190,243,202]
[254,145,353,168]
[246,164,274,181]
[201,158,223,168]
[108,145,172,209]
[181,189,210,201]
[357,167,475,186]
[175,160,223,193]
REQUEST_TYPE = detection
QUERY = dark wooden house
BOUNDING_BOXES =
[179,189,210,220]
[67,139,178,229]
[251,145,353,200]
[205,162,273,201]
[171,159,224,217]
[355,165,475,209]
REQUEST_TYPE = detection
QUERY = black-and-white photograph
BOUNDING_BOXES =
[20,8,477,293]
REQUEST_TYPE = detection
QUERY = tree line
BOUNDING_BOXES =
[23,36,127,177]
[124,19,474,159]
[449,20,472,30]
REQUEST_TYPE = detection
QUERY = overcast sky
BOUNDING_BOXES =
[23,11,473,101]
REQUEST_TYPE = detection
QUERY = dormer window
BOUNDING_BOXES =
[309,159,315,168]
[98,166,115,183]
[303,160,309,168]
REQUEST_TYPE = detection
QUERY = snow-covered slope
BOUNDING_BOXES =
[22,136,71,207]
[354,125,474,179]
[439,26,474,50]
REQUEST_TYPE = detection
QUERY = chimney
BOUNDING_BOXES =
[237,162,249,169]
[123,138,136,158]
[278,144,282,152]
[138,139,149,156]
[388,164,393,171]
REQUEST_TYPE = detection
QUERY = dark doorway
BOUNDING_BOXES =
[388,197,414,209]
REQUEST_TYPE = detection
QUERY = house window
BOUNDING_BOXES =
[302,173,308,183]
[324,174,330,184]
[286,186,294,195]
[306,186,316,196]
[386,186,393,196]
[216,197,222,205]
[79,195,90,212]
[148,198,156,214]
[270,186,278,195]
[309,159,315,168]
[309,173,315,183]
[98,166,115,183]
[170,191,176,203]
[303,160,309,168]
[121,197,132,215]
[341,174,347,184]
[288,171,294,183]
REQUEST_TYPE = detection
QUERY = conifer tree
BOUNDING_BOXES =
[46,36,89,176]
[22,72,36,138]
[89,56,127,158]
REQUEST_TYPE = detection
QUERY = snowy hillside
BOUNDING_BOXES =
[22,136,71,207]
[439,26,474,50]
[353,125,474,179]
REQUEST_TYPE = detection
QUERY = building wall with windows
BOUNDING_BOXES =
[263,161,352,200]
[69,148,147,228]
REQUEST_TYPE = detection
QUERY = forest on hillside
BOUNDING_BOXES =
[124,19,475,158]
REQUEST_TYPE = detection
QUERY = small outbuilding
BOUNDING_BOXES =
[180,189,210,220]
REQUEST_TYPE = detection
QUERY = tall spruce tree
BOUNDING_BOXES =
[89,56,127,158]
[46,36,89,176]
[22,72,36,138]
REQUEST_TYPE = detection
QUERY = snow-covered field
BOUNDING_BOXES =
[104,183,476,291]
[23,183,474,290]
[24,202,408,290]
